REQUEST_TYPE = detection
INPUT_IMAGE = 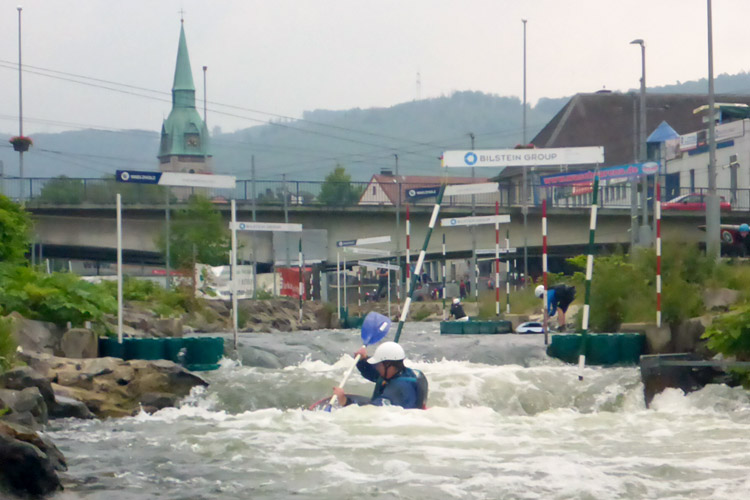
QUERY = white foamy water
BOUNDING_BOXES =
[47,325,750,499]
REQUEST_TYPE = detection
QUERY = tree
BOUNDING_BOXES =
[317,166,364,206]
[0,195,31,264]
[155,195,229,269]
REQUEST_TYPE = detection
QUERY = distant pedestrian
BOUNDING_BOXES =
[459,280,467,299]
[737,223,750,256]
[535,284,576,331]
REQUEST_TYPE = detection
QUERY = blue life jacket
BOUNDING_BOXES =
[356,360,428,409]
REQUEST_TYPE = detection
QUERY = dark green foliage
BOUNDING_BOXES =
[0,195,31,263]
[0,317,16,372]
[0,264,117,327]
[155,195,230,269]
[703,308,750,361]
[36,176,168,205]
[99,278,198,318]
[317,166,364,206]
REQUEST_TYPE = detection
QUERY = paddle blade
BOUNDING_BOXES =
[361,312,391,345]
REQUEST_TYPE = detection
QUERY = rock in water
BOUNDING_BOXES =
[0,421,64,497]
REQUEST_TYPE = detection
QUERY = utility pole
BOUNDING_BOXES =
[522,19,529,286]
[251,155,257,298]
[706,0,720,260]
[469,132,478,299]
[394,153,401,297]
[631,38,650,247]
[17,6,24,200]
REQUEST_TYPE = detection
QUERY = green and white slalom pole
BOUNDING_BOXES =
[298,238,303,323]
[505,230,511,313]
[578,175,600,381]
[442,233,447,320]
[394,185,446,343]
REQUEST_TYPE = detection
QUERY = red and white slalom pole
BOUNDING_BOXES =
[542,198,549,344]
[406,203,411,294]
[505,230,511,313]
[656,179,662,327]
[495,201,501,316]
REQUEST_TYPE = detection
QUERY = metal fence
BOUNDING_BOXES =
[1,176,748,212]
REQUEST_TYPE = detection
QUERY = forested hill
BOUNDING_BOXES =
[2,71,750,182]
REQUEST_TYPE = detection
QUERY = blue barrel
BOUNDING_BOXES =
[98,337,124,359]
[619,333,645,364]
[547,334,582,364]
[479,321,496,334]
[184,337,224,366]
[462,321,481,334]
[125,338,166,361]
[164,337,186,364]
[440,322,464,334]
[586,334,621,365]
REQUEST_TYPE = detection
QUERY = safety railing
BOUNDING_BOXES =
[1,176,748,212]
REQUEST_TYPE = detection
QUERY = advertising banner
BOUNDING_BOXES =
[195,264,254,301]
[442,146,604,168]
[540,162,659,187]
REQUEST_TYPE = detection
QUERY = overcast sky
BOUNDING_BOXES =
[1,0,749,136]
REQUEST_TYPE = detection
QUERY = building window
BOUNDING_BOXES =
[372,186,376,195]
[689,169,695,192]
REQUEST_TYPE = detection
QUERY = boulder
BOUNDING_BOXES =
[60,328,98,358]
[49,395,95,420]
[0,387,48,428]
[6,312,63,355]
[621,322,672,354]
[0,421,64,498]
[671,316,713,354]
[702,288,740,311]
[0,366,56,410]
[153,317,184,337]
[18,352,208,418]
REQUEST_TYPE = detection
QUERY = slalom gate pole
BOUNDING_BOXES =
[579,175,600,381]
[506,230,511,313]
[656,178,662,327]
[298,238,303,323]
[343,253,348,318]
[394,185,446,343]
[406,203,411,294]
[542,198,549,345]
[358,265,362,308]
[336,251,341,323]
[442,233,447,320]
[495,201,501,316]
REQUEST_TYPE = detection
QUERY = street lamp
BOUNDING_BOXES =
[630,38,650,247]
[705,0,720,260]
[17,6,24,193]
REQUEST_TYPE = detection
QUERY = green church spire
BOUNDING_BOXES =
[158,21,212,169]
[172,21,196,106]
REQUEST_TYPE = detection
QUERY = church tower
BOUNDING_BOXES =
[158,21,212,173]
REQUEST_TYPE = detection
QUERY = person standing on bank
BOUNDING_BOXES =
[736,223,750,257]
[535,284,576,331]
[332,342,428,409]
[449,297,469,321]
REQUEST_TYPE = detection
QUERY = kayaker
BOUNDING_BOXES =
[332,341,428,409]
[535,284,576,331]
[449,298,469,321]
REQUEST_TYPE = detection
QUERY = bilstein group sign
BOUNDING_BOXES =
[441,146,604,168]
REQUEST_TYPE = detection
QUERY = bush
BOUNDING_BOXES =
[703,306,750,360]
[0,317,16,372]
[0,195,32,264]
[0,264,116,327]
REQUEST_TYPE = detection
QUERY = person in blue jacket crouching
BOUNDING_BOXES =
[332,341,428,409]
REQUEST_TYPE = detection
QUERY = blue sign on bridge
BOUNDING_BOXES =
[406,187,440,200]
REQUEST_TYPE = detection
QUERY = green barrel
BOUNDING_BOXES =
[462,321,481,334]
[494,320,513,334]
[440,322,464,334]
[164,337,186,364]
[585,334,621,365]
[547,334,582,364]
[126,338,166,361]
[619,333,645,364]
[98,337,125,359]
[479,321,496,334]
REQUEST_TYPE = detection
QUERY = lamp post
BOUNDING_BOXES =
[17,5,24,198]
[630,38,650,247]
[522,19,529,286]
[705,0,720,260]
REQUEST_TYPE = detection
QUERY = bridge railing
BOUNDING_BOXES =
[0,176,747,212]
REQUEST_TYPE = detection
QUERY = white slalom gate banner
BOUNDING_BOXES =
[477,248,517,255]
[441,147,604,168]
[344,247,391,256]
[357,260,400,271]
[231,221,303,232]
[195,264,254,300]
[336,235,392,247]
[441,214,510,227]
[444,182,498,196]
[116,169,237,189]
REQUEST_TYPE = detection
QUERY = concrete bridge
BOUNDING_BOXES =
[28,200,740,276]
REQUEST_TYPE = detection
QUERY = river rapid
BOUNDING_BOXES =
[47,323,750,499]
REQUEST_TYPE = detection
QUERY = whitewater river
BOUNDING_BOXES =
[48,323,750,499]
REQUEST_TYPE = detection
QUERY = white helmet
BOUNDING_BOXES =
[367,341,406,364]
[535,285,545,298]
[453,298,460,304]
